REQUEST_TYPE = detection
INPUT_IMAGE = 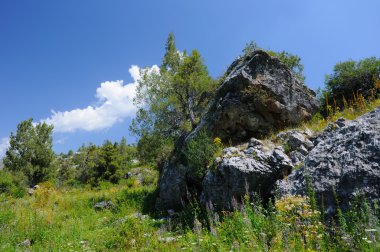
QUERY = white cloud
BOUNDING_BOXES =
[44,65,159,133]
[0,137,9,158]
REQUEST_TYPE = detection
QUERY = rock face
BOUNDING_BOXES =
[158,128,316,211]
[277,107,380,215]
[157,50,320,211]
[194,50,319,143]
[201,139,293,210]
[158,163,188,211]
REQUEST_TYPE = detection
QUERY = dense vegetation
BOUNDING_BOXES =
[320,57,380,115]
[1,34,380,251]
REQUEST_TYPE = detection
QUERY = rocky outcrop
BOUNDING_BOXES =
[277,107,380,215]
[201,139,293,210]
[158,128,316,211]
[277,129,315,165]
[157,50,320,211]
[193,50,319,144]
[158,163,188,211]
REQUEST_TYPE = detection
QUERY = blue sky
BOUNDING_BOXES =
[1,0,379,155]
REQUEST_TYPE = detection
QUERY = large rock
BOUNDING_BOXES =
[201,139,293,210]
[157,50,319,211]
[194,50,319,143]
[157,163,188,211]
[277,107,380,215]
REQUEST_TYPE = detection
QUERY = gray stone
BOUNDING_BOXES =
[94,201,115,211]
[191,50,320,144]
[277,107,380,216]
[158,163,188,211]
[249,138,263,148]
[201,139,293,210]
[289,151,305,165]
[18,239,31,247]
[298,145,309,156]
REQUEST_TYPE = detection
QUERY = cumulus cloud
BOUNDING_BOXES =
[44,65,159,133]
[0,137,9,158]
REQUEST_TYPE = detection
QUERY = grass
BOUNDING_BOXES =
[1,177,380,251]
[267,98,380,145]
[301,97,380,133]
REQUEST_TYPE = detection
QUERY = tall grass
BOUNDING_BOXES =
[1,178,380,251]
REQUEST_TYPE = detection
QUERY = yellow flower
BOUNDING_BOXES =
[213,137,222,146]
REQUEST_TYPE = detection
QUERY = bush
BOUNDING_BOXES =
[184,130,217,181]
[323,57,380,113]
[0,170,25,198]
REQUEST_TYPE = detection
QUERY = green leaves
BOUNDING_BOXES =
[184,130,216,181]
[131,33,217,164]
[4,119,54,186]
[322,57,380,113]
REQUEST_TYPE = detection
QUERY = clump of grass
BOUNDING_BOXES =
[300,97,380,133]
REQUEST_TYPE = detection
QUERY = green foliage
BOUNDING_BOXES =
[137,133,174,165]
[131,33,217,165]
[53,137,138,187]
[323,57,380,112]
[242,40,259,55]
[0,170,25,198]
[184,130,216,181]
[3,119,54,186]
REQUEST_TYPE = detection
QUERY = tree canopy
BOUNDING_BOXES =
[4,119,54,186]
[324,57,380,102]
[131,33,217,164]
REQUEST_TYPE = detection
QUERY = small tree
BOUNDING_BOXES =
[184,130,216,181]
[4,119,54,186]
[95,140,121,184]
[131,33,217,164]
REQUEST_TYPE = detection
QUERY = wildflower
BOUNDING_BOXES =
[213,137,222,146]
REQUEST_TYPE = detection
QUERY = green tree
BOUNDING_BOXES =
[131,33,217,164]
[325,57,380,103]
[162,32,181,73]
[95,140,121,184]
[73,143,98,184]
[118,137,137,170]
[4,119,54,186]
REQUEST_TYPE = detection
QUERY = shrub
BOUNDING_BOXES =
[322,57,380,114]
[0,170,26,198]
[184,130,217,181]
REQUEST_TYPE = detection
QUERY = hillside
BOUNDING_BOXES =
[1,41,380,251]
[0,98,379,251]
